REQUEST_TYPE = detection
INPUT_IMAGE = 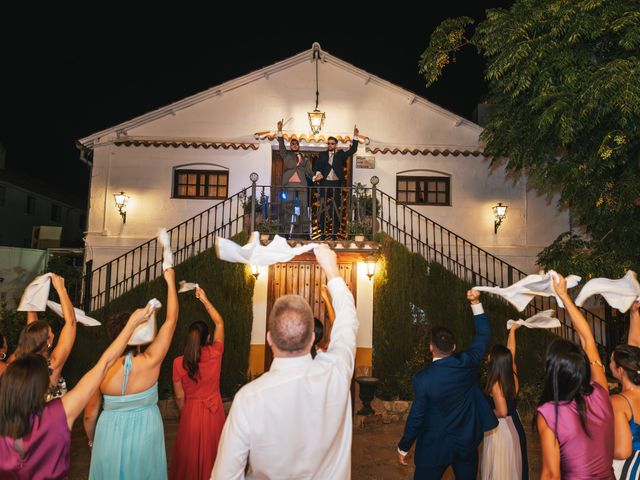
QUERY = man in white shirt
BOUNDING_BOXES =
[212,244,359,479]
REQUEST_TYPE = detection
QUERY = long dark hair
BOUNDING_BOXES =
[183,321,211,382]
[311,318,324,359]
[484,344,516,400]
[537,339,593,437]
[613,344,640,385]
[0,354,49,438]
[17,321,50,357]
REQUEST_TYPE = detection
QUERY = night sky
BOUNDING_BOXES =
[0,1,512,202]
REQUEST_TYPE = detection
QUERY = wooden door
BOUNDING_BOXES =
[264,261,356,369]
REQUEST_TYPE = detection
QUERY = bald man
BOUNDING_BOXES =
[212,244,359,479]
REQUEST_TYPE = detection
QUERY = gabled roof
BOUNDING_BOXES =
[78,43,482,149]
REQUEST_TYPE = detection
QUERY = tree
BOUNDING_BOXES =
[420,0,640,278]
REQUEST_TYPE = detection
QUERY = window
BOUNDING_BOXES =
[173,170,228,199]
[26,195,36,215]
[51,204,62,223]
[396,176,450,206]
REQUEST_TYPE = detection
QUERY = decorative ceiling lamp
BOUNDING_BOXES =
[308,43,325,135]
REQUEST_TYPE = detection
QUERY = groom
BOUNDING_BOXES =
[397,290,497,479]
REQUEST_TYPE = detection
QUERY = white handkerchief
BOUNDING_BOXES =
[158,228,174,271]
[575,270,640,313]
[46,300,101,327]
[216,231,318,266]
[17,273,53,312]
[178,281,199,293]
[473,270,581,311]
[129,298,162,345]
[507,310,561,330]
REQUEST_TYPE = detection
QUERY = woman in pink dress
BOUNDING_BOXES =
[170,286,225,480]
[536,274,614,479]
[0,307,151,480]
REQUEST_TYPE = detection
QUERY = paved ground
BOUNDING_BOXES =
[69,415,541,479]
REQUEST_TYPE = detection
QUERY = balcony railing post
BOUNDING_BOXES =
[370,176,379,239]
[82,260,93,312]
[105,263,112,305]
[250,173,258,232]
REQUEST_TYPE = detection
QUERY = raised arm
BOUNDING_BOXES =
[277,119,287,158]
[344,126,359,156]
[629,301,640,347]
[83,389,101,449]
[464,289,490,366]
[62,307,150,430]
[553,274,607,389]
[27,311,38,325]
[49,274,77,374]
[196,287,224,344]
[144,268,179,365]
[315,245,358,378]
[507,323,520,391]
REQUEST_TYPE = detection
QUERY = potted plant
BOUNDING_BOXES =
[256,219,280,241]
[348,220,372,241]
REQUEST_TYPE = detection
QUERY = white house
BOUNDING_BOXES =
[78,43,570,374]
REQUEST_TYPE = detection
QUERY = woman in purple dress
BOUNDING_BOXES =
[0,306,151,479]
[536,274,614,479]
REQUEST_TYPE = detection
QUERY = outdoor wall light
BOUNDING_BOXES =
[365,255,377,281]
[113,192,130,224]
[251,264,260,279]
[493,202,508,234]
[308,43,326,134]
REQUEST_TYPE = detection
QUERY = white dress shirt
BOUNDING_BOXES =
[326,151,339,181]
[212,277,359,479]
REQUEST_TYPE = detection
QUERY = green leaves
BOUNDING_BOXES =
[420,0,640,276]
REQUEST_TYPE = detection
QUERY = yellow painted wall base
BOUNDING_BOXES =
[355,347,372,369]
[248,344,265,377]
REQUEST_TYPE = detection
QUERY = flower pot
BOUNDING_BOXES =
[354,235,365,242]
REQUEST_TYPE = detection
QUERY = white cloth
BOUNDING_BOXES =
[473,271,581,311]
[46,300,101,327]
[216,231,317,266]
[17,273,53,311]
[178,281,199,293]
[158,228,173,271]
[507,309,560,330]
[129,298,162,345]
[212,277,358,480]
[575,270,640,313]
[481,417,522,480]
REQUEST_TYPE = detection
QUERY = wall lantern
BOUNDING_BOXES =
[365,255,377,281]
[493,202,508,234]
[308,43,326,135]
[251,264,260,279]
[113,192,130,224]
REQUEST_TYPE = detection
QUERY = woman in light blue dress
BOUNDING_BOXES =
[85,268,179,480]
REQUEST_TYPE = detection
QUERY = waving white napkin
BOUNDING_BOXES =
[17,273,53,311]
[129,298,162,345]
[216,231,318,266]
[46,300,101,327]
[507,310,561,330]
[473,270,581,311]
[178,281,199,293]
[575,270,640,313]
[158,228,174,271]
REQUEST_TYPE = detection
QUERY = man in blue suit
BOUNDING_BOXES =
[397,290,498,479]
[314,126,359,238]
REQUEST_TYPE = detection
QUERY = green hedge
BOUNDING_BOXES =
[373,234,556,412]
[63,231,254,399]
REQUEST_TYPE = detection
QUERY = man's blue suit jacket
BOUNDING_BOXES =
[398,311,498,467]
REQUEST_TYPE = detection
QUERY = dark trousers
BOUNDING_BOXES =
[282,184,308,236]
[319,180,342,237]
[413,450,478,480]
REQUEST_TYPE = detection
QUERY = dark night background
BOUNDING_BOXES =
[0,1,512,204]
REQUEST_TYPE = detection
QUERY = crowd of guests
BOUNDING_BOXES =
[1,251,640,479]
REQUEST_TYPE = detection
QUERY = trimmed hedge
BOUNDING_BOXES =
[63,231,254,399]
[373,233,556,411]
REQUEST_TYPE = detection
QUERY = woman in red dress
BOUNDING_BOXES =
[170,287,225,480]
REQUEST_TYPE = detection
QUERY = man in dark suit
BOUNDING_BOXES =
[314,126,359,237]
[277,120,314,236]
[397,289,498,479]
